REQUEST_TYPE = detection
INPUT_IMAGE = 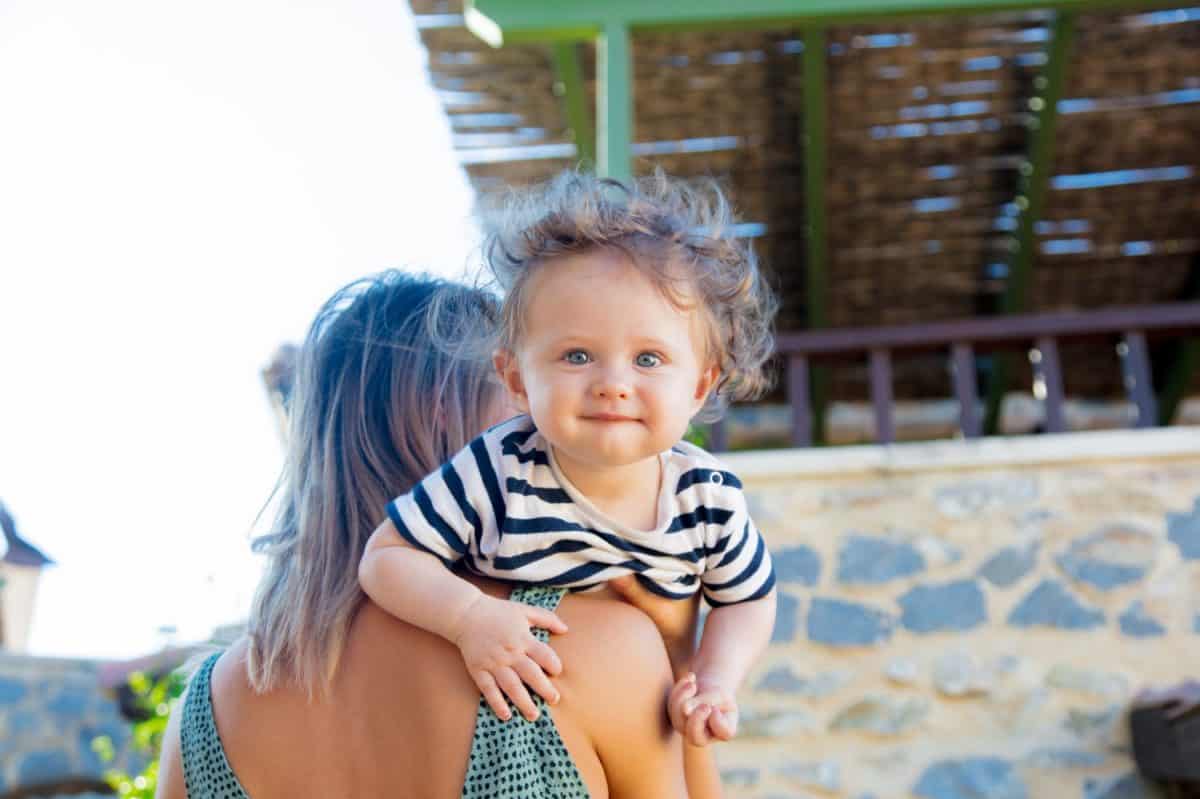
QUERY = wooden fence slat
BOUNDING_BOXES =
[869,349,895,444]
[789,354,812,447]
[1033,336,1066,433]
[1120,331,1158,429]
[774,302,1200,357]
[952,343,981,438]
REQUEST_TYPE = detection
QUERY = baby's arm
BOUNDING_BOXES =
[679,592,776,741]
[677,467,779,744]
[359,520,567,721]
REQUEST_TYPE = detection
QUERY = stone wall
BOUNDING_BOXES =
[718,427,1200,799]
[0,653,141,795]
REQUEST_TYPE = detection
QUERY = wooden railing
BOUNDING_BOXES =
[711,302,1200,450]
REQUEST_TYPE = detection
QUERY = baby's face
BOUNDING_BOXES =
[498,249,717,471]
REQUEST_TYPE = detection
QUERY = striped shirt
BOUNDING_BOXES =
[386,415,775,606]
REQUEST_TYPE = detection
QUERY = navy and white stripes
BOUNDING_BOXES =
[386,415,775,606]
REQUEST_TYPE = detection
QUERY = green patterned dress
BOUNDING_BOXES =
[180,585,590,798]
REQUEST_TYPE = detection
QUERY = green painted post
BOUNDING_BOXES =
[1160,339,1200,425]
[551,43,596,168]
[1158,258,1200,425]
[597,22,633,180]
[803,26,830,445]
[983,10,1075,435]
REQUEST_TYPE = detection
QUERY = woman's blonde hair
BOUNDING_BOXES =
[246,271,500,695]
[483,169,778,420]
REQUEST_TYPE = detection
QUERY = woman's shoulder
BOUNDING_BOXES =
[208,638,254,707]
[552,595,688,798]
[552,595,674,704]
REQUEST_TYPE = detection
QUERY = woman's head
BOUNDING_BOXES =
[248,270,502,694]
[484,169,778,422]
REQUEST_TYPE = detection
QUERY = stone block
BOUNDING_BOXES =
[1084,772,1153,799]
[92,718,132,749]
[837,534,926,584]
[771,592,800,643]
[1167,497,1200,560]
[8,709,41,736]
[77,726,106,775]
[46,683,93,718]
[1022,748,1107,769]
[1045,666,1129,701]
[885,657,920,686]
[740,708,819,738]
[822,482,913,509]
[934,476,1038,519]
[754,666,854,698]
[745,490,783,524]
[720,767,759,788]
[1055,525,1157,591]
[1118,601,1166,638]
[775,759,841,792]
[18,749,73,786]
[829,695,929,736]
[899,580,987,633]
[0,676,28,706]
[913,534,964,569]
[808,597,896,646]
[1000,688,1053,733]
[933,651,994,697]
[978,544,1038,588]
[1065,706,1121,739]
[913,757,1028,799]
[774,545,821,586]
[1007,580,1105,630]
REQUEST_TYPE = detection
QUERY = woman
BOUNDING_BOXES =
[155,271,722,798]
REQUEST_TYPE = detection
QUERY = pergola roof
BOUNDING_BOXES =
[410,0,1200,400]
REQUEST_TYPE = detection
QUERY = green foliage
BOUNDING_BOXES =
[683,423,710,449]
[92,669,186,799]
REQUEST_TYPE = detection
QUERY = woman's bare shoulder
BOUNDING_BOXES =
[556,596,672,665]
[554,596,688,798]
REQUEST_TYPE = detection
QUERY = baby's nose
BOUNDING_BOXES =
[591,377,631,400]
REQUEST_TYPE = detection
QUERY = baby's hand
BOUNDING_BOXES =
[668,672,739,746]
[453,594,568,722]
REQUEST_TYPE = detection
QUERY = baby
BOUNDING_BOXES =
[360,171,778,745]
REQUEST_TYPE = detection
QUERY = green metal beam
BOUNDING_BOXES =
[550,43,596,169]
[1002,13,1074,315]
[467,0,1169,44]
[983,10,1075,435]
[803,27,830,445]
[1159,339,1200,425]
[1158,255,1200,424]
[597,23,633,180]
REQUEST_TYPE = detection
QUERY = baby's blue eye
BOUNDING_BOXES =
[635,352,662,368]
[564,350,591,365]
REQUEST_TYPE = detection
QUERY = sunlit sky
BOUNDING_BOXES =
[0,0,480,658]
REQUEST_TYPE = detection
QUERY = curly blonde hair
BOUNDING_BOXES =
[483,170,777,420]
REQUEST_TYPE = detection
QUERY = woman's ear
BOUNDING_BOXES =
[492,349,530,413]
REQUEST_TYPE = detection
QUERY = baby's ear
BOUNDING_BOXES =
[692,363,721,410]
[492,349,530,410]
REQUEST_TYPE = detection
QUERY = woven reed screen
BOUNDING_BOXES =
[409,0,1200,402]
[1033,9,1200,397]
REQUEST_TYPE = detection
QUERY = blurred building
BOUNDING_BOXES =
[0,500,53,654]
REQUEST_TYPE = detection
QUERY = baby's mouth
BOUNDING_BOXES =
[584,412,638,422]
